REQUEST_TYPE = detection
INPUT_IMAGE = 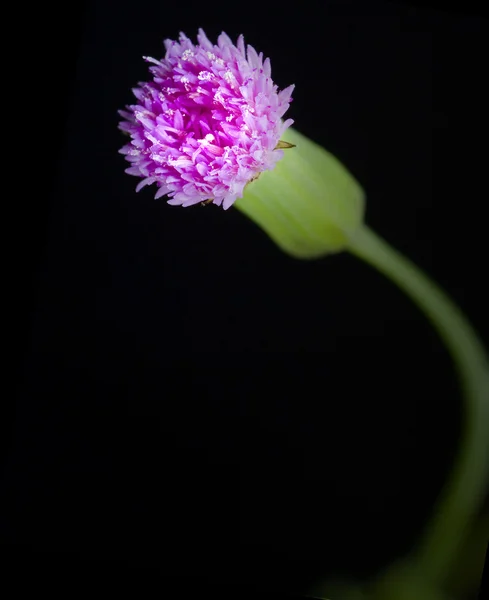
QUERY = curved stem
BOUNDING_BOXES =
[346,225,489,585]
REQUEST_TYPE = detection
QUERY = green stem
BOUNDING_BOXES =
[346,225,489,585]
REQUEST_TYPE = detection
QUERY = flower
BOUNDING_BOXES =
[118,29,294,210]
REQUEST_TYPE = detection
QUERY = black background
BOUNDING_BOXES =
[3,0,488,595]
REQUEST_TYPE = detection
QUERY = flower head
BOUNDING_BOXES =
[118,29,294,210]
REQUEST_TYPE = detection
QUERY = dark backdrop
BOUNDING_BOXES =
[3,0,488,595]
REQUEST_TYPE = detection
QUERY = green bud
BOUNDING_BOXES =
[235,127,366,259]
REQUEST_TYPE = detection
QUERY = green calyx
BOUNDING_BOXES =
[234,127,365,259]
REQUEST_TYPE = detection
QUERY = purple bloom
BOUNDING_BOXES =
[118,29,294,209]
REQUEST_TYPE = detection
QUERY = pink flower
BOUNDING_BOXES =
[118,29,294,209]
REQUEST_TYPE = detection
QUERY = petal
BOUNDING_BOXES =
[206,143,224,156]
[143,56,164,67]
[280,118,294,135]
[237,34,246,56]
[154,185,170,199]
[197,28,213,50]
[196,163,207,176]
[278,84,295,104]
[222,194,238,210]
[246,45,261,68]
[125,166,142,176]
[118,109,134,120]
[135,177,157,192]
[217,31,233,49]
[173,109,184,130]
[182,196,205,207]
[131,87,145,101]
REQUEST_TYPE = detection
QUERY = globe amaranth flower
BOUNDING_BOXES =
[118,29,294,210]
